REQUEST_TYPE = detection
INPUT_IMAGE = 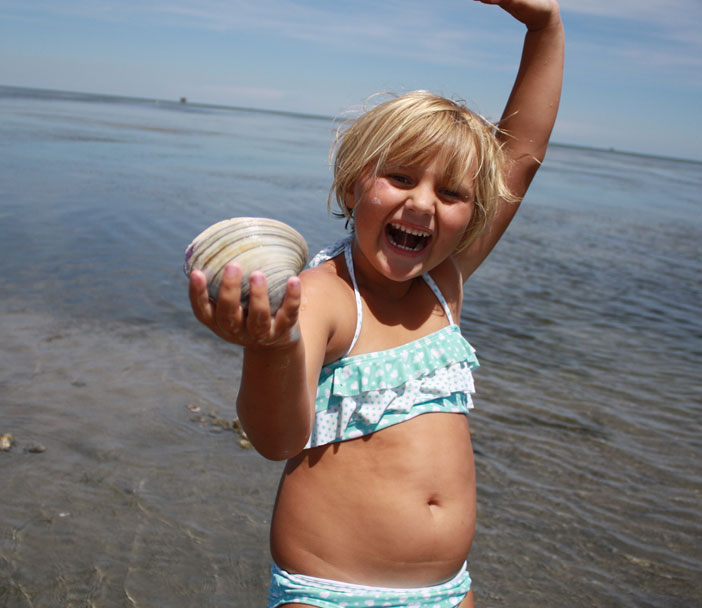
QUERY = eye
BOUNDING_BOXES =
[387,173,412,186]
[439,188,472,203]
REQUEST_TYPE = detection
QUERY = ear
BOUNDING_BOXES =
[344,183,357,213]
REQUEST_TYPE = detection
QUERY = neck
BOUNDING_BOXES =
[349,238,420,302]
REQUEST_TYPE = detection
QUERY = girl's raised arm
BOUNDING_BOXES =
[457,0,564,279]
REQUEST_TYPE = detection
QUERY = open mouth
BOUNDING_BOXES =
[386,223,431,252]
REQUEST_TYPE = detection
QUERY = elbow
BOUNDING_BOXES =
[245,425,311,461]
[236,395,313,460]
[260,449,300,462]
[255,440,308,462]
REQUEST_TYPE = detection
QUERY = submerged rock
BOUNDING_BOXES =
[0,433,14,451]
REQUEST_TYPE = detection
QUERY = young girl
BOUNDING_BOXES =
[189,1,564,605]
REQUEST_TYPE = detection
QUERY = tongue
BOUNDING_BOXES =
[401,232,422,249]
[388,225,424,250]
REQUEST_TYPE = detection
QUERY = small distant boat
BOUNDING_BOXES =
[180,97,187,104]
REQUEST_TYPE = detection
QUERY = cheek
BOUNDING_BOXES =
[446,204,476,238]
[371,178,389,204]
[451,202,474,224]
[352,177,388,209]
[465,204,476,226]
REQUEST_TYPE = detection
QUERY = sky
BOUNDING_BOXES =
[1,0,701,161]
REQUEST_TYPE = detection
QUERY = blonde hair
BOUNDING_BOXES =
[330,91,515,251]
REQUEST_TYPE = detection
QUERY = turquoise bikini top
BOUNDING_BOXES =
[305,237,479,449]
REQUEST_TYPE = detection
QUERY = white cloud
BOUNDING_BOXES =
[141,0,489,65]
[556,0,702,78]
[1,0,504,67]
[559,0,693,19]
[559,0,702,44]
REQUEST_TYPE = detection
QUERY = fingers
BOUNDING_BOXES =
[274,276,302,341]
[474,0,560,30]
[215,262,246,334]
[280,276,302,320]
[244,273,303,346]
[245,271,273,340]
[189,269,214,326]
[189,263,303,347]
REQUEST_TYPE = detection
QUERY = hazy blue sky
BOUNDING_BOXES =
[2,0,701,160]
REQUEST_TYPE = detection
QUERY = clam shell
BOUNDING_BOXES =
[184,217,308,312]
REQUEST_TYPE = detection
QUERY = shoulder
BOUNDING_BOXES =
[428,256,464,319]
[299,259,358,365]
[299,257,349,301]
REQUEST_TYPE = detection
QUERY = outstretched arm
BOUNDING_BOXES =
[457,0,564,279]
[189,264,325,460]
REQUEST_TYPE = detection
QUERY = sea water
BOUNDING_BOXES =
[1,86,700,607]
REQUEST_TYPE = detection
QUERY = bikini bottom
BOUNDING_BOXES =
[267,561,471,608]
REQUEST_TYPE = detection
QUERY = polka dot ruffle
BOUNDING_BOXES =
[306,325,479,449]
[305,238,480,450]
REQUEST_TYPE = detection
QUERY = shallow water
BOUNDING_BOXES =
[1,86,700,607]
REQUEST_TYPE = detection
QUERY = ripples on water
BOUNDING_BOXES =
[1,86,700,606]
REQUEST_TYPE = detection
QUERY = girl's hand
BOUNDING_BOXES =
[188,262,302,349]
[474,0,560,31]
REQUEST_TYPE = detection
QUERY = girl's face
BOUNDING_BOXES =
[347,154,475,284]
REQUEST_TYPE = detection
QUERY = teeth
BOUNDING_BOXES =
[395,243,419,252]
[387,223,431,251]
[390,223,430,238]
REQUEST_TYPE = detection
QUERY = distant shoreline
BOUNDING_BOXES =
[0,83,332,123]
[2,83,699,165]
[547,141,702,166]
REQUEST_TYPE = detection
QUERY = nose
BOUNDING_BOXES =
[405,183,436,215]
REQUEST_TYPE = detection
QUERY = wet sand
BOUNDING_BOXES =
[1,306,283,606]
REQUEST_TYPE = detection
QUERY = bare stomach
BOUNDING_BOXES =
[270,413,476,587]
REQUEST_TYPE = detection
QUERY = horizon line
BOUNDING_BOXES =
[2,83,700,165]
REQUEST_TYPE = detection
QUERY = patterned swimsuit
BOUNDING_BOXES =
[305,237,479,448]
[267,238,478,608]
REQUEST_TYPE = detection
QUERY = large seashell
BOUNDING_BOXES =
[184,217,308,312]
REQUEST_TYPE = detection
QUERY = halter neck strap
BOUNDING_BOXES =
[308,236,456,358]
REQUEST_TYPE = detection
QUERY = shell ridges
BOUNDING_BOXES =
[183,217,308,311]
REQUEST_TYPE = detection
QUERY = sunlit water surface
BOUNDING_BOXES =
[1,86,700,607]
